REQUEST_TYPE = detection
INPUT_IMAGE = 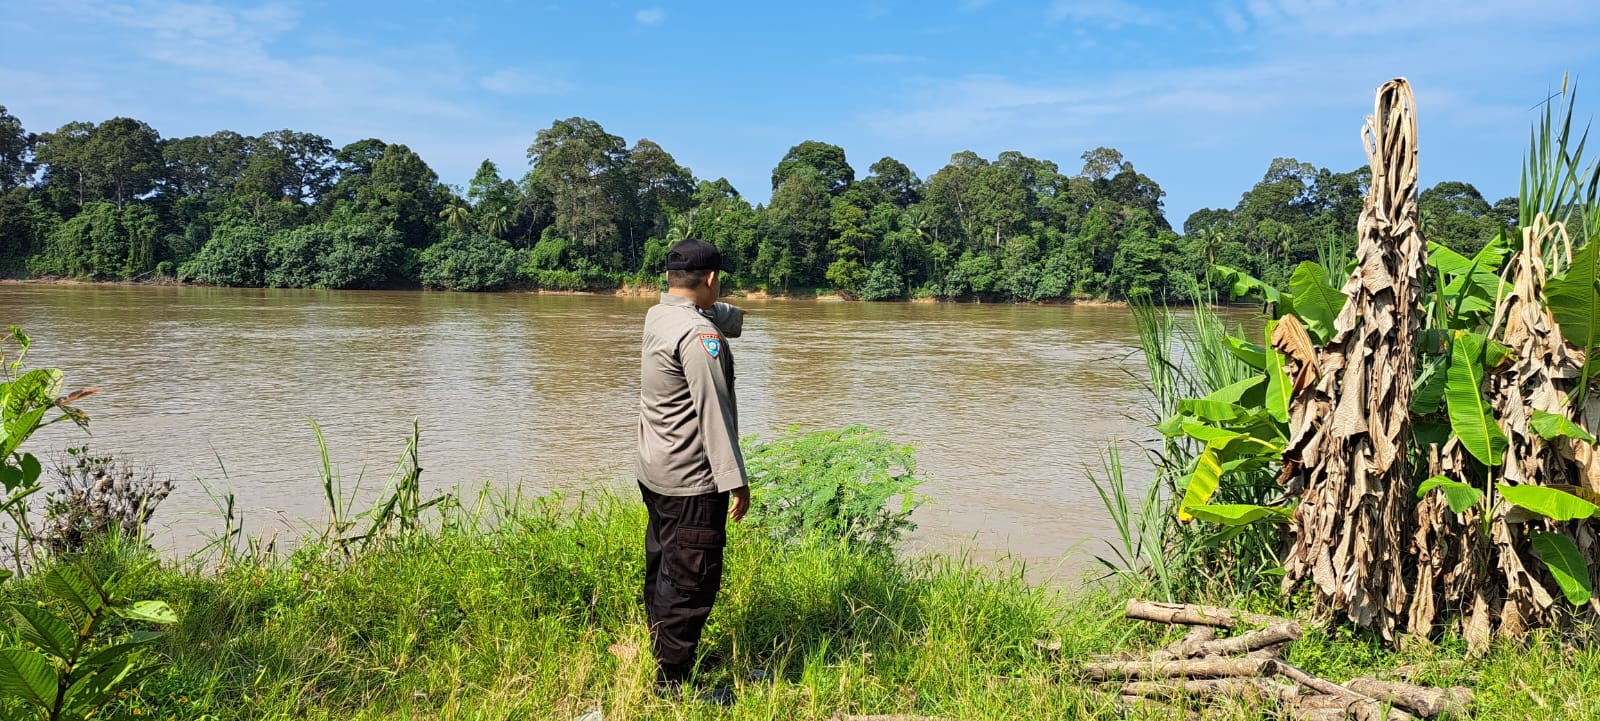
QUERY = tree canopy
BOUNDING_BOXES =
[0,110,1513,299]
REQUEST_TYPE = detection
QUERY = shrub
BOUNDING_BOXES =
[742,426,923,555]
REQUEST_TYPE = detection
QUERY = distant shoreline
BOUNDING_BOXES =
[0,276,1156,308]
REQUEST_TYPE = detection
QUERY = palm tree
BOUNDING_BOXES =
[485,205,512,239]
[440,199,470,231]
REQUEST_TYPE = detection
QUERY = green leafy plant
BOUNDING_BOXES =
[742,426,923,555]
[0,560,176,721]
[2,327,95,575]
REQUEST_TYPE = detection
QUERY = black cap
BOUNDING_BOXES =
[665,238,725,271]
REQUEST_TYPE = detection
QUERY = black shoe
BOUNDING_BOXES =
[695,687,736,706]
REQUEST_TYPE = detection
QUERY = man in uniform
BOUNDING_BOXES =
[636,238,750,703]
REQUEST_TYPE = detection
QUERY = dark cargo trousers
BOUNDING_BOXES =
[639,482,729,683]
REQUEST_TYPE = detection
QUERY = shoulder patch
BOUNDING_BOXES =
[698,333,722,358]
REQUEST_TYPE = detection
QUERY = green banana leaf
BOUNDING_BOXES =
[1178,446,1224,522]
[1416,476,1484,513]
[1530,532,1593,605]
[1530,409,1598,445]
[1289,261,1346,344]
[1547,239,1600,381]
[1498,483,1600,521]
[1445,331,1508,466]
[1184,503,1294,526]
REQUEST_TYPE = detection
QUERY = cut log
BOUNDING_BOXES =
[1272,661,1415,721]
[1084,656,1272,681]
[1125,599,1295,628]
[1155,625,1221,659]
[1190,621,1302,656]
[1122,678,1299,704]
[1345,679,1471,718]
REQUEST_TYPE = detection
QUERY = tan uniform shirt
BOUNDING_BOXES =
[636,293,747,496]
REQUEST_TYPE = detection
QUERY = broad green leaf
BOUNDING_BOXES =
[1264,321,1291,424]
[1416,476,1484,513]
[1446,332,1508,466]
[0,648,56,705]
[116,600,178,624]
[1547,237,1600,357]
[1202,376,1266,406]
[1156,413,1183,437]
[1176,399,1248,423]
[1221,335,1267,370]
[1430,237,1510,299]
[1213,264,1283,305]
[1531,409,1598,445]
[1185,503,1294,526]
[1530,532,1593,605]
[19,452,41,487]
[1411,354,1449,414]
[44,564,104,615]
[11,604,75,660]
[1498,484,1600,520]
[0,569,11,583]
[1179,421,1244,447]
[1289,261,1346,343]
[1177,446,1223,522]
[82,631,163,669]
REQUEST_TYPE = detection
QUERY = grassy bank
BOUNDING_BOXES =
[4,488,1599,721]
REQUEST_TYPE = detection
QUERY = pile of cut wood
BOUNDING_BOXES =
[1091,601,1472,720]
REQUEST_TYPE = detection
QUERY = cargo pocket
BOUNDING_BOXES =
[665,526,725,594]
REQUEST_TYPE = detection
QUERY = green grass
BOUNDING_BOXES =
[5,488,1600,721]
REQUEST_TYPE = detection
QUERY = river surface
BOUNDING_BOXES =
[2,284,1195,581]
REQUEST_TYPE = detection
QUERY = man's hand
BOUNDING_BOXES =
[729,486,750,523]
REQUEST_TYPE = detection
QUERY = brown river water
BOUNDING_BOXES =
[2,284,1194,582]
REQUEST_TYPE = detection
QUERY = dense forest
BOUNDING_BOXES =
[0,105,1515,300]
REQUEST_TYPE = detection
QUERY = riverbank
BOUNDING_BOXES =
[0,276,1148,307]
[1,488,1591,721]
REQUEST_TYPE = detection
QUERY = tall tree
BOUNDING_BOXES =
[34,121,97,208]
[526,117,632,263]
[87,118,162,209]
[0,106,34,192]
[357,143,444,248]
[864,156,921,209]
[771,140,854,195]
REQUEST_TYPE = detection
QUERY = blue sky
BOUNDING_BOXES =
[3,0,1597,227]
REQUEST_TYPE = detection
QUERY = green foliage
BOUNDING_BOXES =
[264,223,402,289]
[0,561,175,721]
[1287,261,1345,342]
[1497,484,1600,521]
[1444,332,1508,466]
[1530,532,1592,604]
[178,224,270,286]
[2,327,93,567]
[418,231,519,291]
[742,426,923,555]
[1530,409,1598,444]
[1416,476,1484,513]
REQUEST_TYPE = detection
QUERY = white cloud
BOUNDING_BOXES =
[635,7,665,25]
